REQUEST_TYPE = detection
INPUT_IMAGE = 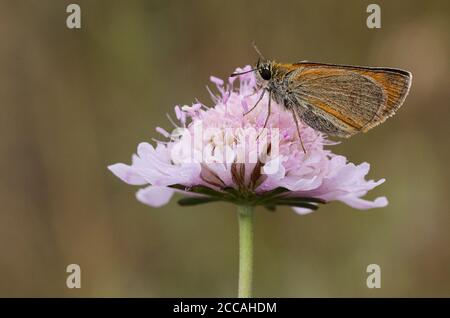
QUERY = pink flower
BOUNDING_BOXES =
[108,66,388,214]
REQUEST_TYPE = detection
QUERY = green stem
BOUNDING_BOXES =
[237,205,254,298]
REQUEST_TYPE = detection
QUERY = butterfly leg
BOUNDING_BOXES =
[262,91,271,129]
[256,91,272,141]
[244,89,266,116]
[291,109,306,154]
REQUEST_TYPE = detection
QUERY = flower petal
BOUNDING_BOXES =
[136,186,174,207]
[108,163,147,185]
[292,206,315,215]
[339,196,388,210]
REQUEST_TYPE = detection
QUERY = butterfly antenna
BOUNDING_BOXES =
[252,42,266,61]
[230,68,257,77]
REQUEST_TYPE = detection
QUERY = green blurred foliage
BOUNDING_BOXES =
[0,0,449,297]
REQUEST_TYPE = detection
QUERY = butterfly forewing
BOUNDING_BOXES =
[279,62,412,137]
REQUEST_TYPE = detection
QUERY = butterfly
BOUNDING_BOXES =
[231,45,412,152]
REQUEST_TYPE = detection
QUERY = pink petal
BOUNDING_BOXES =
[136,186,174,207]
[292,207,315,215]
[339,196,388,210]
[137,142,154,158]
[108,163,147,185]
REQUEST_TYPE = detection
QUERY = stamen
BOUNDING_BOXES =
[156,126,170,138]
[166,113,178,128]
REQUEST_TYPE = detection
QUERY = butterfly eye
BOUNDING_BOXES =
[259,67,272,80]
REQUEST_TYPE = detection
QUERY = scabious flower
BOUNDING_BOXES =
[108,65,388,214]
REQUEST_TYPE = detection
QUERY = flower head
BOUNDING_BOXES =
[108,66,388,214]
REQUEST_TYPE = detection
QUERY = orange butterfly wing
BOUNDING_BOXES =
[278,62,411,137]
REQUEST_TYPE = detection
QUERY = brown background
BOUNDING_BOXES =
[0,0,449,297]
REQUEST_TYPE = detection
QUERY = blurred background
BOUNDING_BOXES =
[1,0,449,297]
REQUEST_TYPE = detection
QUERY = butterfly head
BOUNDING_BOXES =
[230,44,274,81]
[256,59,273,81]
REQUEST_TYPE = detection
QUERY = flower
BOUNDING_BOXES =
[108,65,388,214]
